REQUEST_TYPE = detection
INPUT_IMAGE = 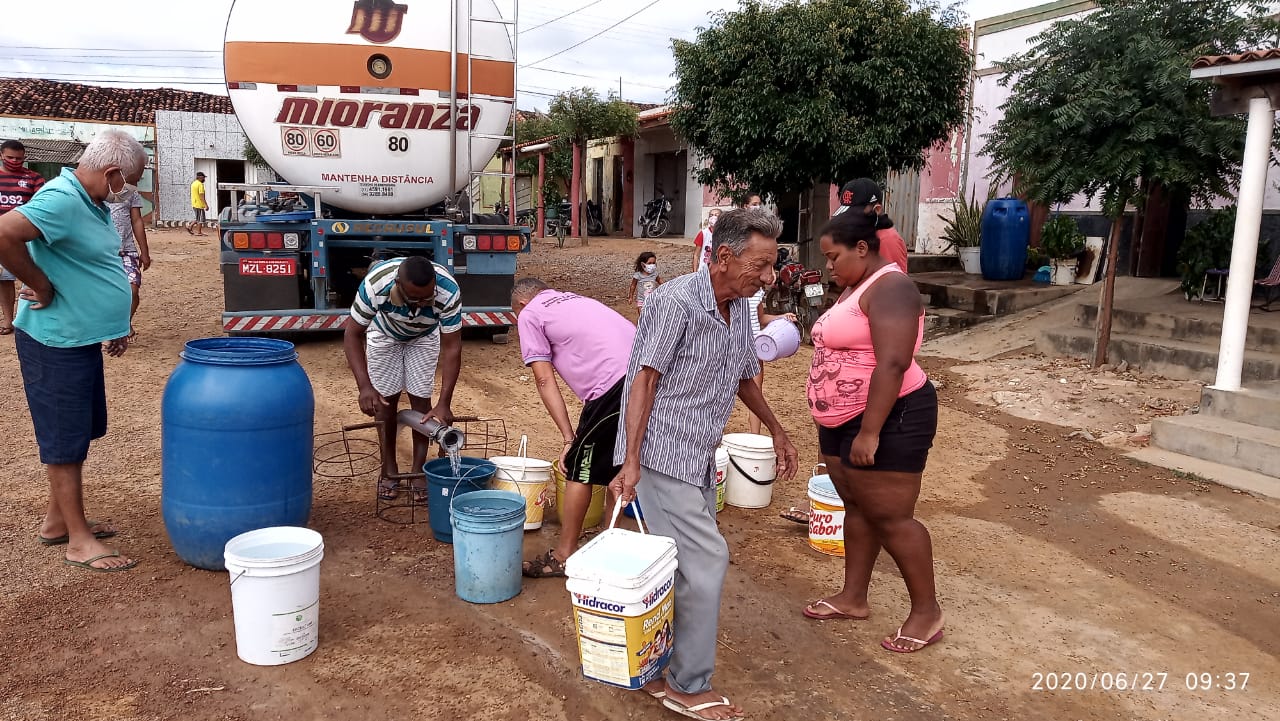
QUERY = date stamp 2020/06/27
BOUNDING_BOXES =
[1031,671,1251,692]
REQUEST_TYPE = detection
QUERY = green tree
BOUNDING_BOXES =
[547,88,639,243]
[508,113,571,209]
[984,0,1279,365]
[669,0,970,201]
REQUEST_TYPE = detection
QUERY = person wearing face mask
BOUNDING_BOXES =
[0,129,147,572]
[627,251,664,313]
[609,208,799,721]
[692,208,721,272]
[0,140,48,335]
[344,255,463,503]
[105,180,151,341]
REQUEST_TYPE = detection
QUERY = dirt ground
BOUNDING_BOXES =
[0,230,1276,721]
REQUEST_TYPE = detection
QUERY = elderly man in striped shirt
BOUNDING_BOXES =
[344,255,463,502]
[610,207,799,721]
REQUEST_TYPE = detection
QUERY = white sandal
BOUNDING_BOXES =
[662,696,744,721]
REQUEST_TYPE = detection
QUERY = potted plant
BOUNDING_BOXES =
[1040,214,1085,285]
[938,194,983,274]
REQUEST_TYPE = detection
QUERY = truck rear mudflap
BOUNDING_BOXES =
[222,310,516,334]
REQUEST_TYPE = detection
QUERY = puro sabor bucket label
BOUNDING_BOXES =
[271,599,319,658]
[572,580,674,688]
[809,502,845,556]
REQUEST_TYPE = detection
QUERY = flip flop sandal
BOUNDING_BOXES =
[39,521,118,546]
[0,326,13,336]
[63,551,138,573]
[803,599,869,621]
[881,626,944,653]
[780,507,810,525]
[521,548,566,578]
[661,696,743,721]
[411,488,429,505]
[378,483,400,501]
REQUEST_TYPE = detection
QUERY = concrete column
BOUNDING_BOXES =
[621,138,635,237]
[536,152,545,239]
[1214,94,1273,392]
[571,142,582,237]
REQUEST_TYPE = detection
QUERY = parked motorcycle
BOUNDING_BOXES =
[639,193,672,237]
[765,245,825,343]
[585,199,605,236]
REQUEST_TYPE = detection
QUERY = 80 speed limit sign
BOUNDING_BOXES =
[280,127,342,158]
[281,127,309,156]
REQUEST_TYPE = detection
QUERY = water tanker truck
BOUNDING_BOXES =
[216,0,527,337]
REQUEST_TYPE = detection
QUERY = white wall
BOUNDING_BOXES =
[155,110,258,222]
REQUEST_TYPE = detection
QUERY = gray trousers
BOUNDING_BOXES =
[636,465,729,695]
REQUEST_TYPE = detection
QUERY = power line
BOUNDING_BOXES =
[2,44,219,54]
[523,66,669,91]
[519,0,608,34]
[521,0,667,69]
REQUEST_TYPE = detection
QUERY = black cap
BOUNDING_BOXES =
[833,178,881,216]
[196,172,206,178]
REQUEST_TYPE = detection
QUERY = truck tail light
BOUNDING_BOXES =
[232,232,249,249]
[506,235,521,251]
[477,234,491,251]
[461,234,477,251]
[283,232,301,249]
[250,232,266,249]
[266,233,284,249]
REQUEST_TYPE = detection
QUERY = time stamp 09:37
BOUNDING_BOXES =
[1031,672,1251,692]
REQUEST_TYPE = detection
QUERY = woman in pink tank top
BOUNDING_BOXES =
[800,212,944,654]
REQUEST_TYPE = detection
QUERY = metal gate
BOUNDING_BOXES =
[883,168,921,250]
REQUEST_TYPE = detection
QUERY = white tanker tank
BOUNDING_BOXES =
[224,0,515,215]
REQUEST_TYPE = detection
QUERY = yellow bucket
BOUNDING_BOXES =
[554,460,607,530]
[807,465,845,557]
[489,437,553,530]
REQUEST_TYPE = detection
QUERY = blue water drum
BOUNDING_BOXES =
[162,338,314,570]
[425,457,495,543]
[980,198,1031,281]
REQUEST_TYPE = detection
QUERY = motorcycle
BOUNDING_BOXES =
[765,245,825,343]
[492,201,537,228]
[639,193,672,237]
[545,200,573,246]
[585,199,605,236]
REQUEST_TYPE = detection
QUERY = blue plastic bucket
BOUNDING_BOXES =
[754,318,801,361]
[450,490,527,604]
[623,498,644,520]
[425,458,495,543]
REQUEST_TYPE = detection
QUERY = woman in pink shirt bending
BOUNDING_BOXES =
[802,211,944,654]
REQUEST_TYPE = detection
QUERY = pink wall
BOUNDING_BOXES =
[921,128,965,201]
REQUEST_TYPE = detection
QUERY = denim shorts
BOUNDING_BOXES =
[15,330,108,464]
[0,265,15,282]
[817,381,938,473]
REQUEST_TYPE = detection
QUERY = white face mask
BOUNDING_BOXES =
[105,171,130,204]
[644,263,657,274]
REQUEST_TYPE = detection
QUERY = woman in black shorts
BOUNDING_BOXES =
[801,212,944,653]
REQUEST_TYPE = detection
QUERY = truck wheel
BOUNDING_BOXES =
[488,327,510,345]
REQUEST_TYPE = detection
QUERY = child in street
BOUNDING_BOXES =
[628,251,663,312]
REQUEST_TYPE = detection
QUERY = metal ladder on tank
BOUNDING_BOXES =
[452,0,519,222]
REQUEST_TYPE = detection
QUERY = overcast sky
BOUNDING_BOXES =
[1,0,1034,110]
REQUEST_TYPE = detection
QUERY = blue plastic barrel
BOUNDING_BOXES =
[979,198,1031,281]
[162,338,314,570]
[451,489,526,603]
[425,457,495,543]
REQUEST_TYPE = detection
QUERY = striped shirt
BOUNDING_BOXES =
[350,258,462,341]
[613,267,760,486]
[0,167,47,215]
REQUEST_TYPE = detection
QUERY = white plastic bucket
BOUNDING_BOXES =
[807,465,845,556]
[713,447,730,513]
[223,526,324,666]
[754,318,801,361]
[721,433,777,509]
[565,501,678,690]
[490,436,553,530]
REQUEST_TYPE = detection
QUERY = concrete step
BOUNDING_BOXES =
[914,274,1082,316]
[1200,383,1280,431]
[908,254,959,274]
[1128,447,1280,500]
[1036,326,1280,383]
[1152,415,1280,479]
[925,307,994,337]
[1075,303,1279,353]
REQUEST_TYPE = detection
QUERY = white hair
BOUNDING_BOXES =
[79,128,148,173]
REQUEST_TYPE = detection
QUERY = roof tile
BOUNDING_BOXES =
[0,78,233,125]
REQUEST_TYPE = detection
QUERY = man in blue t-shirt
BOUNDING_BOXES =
[0,129,147,573]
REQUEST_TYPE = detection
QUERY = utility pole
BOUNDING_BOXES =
[619,76,623,100]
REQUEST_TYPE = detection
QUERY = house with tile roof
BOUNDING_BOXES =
[0,78,271,224]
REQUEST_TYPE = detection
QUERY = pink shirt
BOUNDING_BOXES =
[807,264,927,428]
[517,289,636,402]
[878,227,909,274]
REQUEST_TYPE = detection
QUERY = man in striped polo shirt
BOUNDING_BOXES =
[610,207,799,720]
[343,255,463,502]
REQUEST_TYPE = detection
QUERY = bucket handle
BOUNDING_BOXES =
[607,497,646,535]
[728,455,776,486]
[448,460,498,518]
[811,462,828,477]
[229,569,246,587]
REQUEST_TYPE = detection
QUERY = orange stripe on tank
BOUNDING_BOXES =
[224,41,515,98]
